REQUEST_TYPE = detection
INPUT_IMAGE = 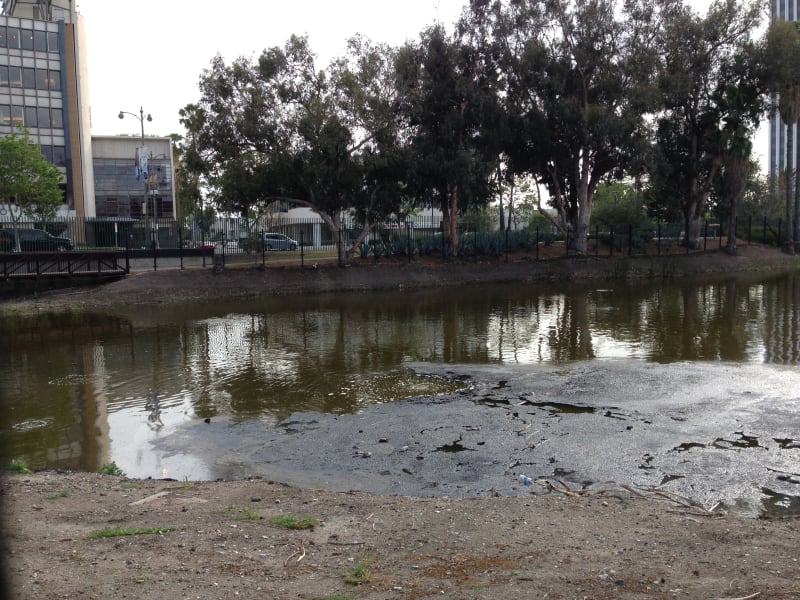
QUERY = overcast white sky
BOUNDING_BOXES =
[77,0,466,138]
[75,0,765,169]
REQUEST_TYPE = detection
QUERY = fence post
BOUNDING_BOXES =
[505,227,509,263]
[261,229,266,268]
[628,224,633,256]
[407,221,413,264]
[125,235,130,274]
[300,231,305,268]
[657,222,662,255]
[609,225,614,257]
[179,229,184,270]
[763,216,767,245]
[535,226,540,261]
[594,225,599,256]
[778,219,782,247]
[152,239,157,271]
[703,220,708,251]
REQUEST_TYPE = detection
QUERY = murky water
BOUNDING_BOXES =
[1,272,799,498]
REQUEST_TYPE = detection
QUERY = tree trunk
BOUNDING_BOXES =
[726,200,737,254]
[685,175,704,249]
[448,184,459,257]
[795,121,800,252]
[785,123,795,254]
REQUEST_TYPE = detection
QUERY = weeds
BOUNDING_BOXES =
[97,462,126,477]
[268,514,319,530]
[45,490,69,500]
[225,505,261,520]
[345,557,374,585]
[5,459,32,474]
[87,526,174,540]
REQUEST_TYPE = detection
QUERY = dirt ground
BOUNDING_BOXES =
[2,471,800,600]
[2,244,800,599]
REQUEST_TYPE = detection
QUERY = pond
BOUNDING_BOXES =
[1,272,799,513]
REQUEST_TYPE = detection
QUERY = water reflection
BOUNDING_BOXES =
[2,271,800,477]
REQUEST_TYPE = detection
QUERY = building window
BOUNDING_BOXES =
[0,26,6,48]
[6,27,20,49]
[52,145,65,166]
[24,105,37,127]
[35,68,49,90]
[40,144,53,162]
[33,30,47,52]
[20,28,34,51]
[22,67,35,89]
[51,107,63,128]
[37,106,50,128]
[47,69,61,92]
[0,104,24,127]
[7,66,22,88]
[0,65,7,87]
[9,105,22,126]
[47,31,59,53]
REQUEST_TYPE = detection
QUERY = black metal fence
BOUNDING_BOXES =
[0,213,787,271]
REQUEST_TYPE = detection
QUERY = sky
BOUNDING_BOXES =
[75,0,766,170]
[77,0,466,139]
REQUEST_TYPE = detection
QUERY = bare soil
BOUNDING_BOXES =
[2,244,800,599]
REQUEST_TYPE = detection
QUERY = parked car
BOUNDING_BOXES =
[239,232,299,253]
[0,228,73,252]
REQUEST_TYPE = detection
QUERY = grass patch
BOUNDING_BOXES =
[87,526,174,540]
[345,557,375,585]
[97,461,126,477]
[225,505,261,520]
[45,490,68,500]
[268,514,319,530]
[6,459,32,474]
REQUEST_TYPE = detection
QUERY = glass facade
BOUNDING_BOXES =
[769,0,800,178]
[0,15,66,173]
[93,158,174,219]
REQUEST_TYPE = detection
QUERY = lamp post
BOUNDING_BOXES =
[118,107,153,247]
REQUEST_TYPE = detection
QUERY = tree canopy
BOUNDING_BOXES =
[0,128,63,234]
[180,0,773,256]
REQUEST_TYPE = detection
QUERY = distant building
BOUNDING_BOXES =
[1,0,175,229]
[768,0,800,180]
[0,0,94,218]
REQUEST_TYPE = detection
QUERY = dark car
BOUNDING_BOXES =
[0,228,73,252]
[239,232,299,253]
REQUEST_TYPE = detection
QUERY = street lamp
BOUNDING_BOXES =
[118,107,154,247]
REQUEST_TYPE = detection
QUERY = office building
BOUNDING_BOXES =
[1,0,175,230]
[769,0,800,180]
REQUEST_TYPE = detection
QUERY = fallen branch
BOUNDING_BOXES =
[284,540,305,566]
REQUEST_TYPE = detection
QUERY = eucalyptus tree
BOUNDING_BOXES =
[182,35,407,263]
[652,0,762,249]
[764,20,800,252]
[473,0,662,253]
[395,23,506,256]
[709,45,765,253]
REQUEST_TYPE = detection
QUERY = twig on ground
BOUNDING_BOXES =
[284,540,305,566]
